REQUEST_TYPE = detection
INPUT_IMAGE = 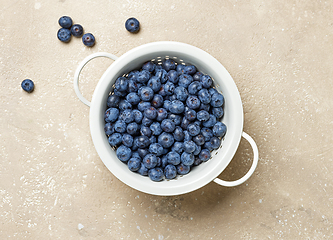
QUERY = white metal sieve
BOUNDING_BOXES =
[74,41,259,196]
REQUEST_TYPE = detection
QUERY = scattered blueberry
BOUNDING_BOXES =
[82,33,95,47]
[57,28,71,43]
[125,17,140,33]
[21,79,34,93]
[71,24,83,37]
[58,16,73,29]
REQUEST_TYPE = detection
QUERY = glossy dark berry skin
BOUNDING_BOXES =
[58,16,73,29]
[82,33,95,47]
[125,17,140,33]
[57,28,71,43]
[116,145,132,162]
[71,24,83,37]
[21,79,34,93]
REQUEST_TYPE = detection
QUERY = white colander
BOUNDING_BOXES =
[74,41,258,196]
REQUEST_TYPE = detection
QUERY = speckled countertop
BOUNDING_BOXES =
[1,0,333,239]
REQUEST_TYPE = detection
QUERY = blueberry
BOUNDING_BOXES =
[70,24,83,37]
[193,72,203,81]
[115,77,128,92]
[142,61,155,72]
[150,122,163,135]
[156,108,168,121]
[140,126,152,137]
[108,133,123,147]
[183,130,192,141]
[137,70,151,83]
[184,65,196,75]
[122,134,134,147]
[174,86,188,102]
[198,89,211,104]
[171,141,184,154]
[144,106,157,119]
[184,109,196,122]
[169,100,185,114]
[126,92,141,105]
[125,17,140,33]
[213,122,227,138]
[168,114,182,126]
[178,74,193,88]
[21,79,34,93]
[148,168,164,182]
[114,120,127,133]
[119,109,134,123]
[193,134,205,146]
[116,145,132,162]
[161,156,169,169]
[164,165,177,179]
[58,16,73,29]
[132,109,143,123]
[166,151,181,165]
[180,117,190,130]
[176,64,185,75]
[199,103,210,112]
[147,77,162,93]
[210,137,221,149]
[210,92,224,108]
[177,163,191,175]
[186,95,201,109]
[104,122,114,136]
[196,110,210,122]
[128,80,141,92]
[141,116,153,127]
[127,157,141,172]
[204,141,214,151]
[113,88,127,97]
[161,119,176,133]
[187,123,201,136]
[188,81,203,95]
[162,59,176,71]
[149,135,157,144]
[193,157,203,166]
[184,141,196,153]
[104,108,119,123]
[119,99,132,110]
[193,144,201,155]
[158,132,174,148]
[201,127,213,141]
[106,94,120,108]
[167,70,179,83]
[149,143,164,156]
[212,107,224,119]
[138,163,149,176]
[57,28,71,43]
[202,114,217,128]
[137,148,149,159]
[199,149,211,162]
[139,86,154,101]
[181,152,195,166]
[82,33,95,47]
[132,152,141,160]
[162,100,172,111]
[209,88,218,96]
[143,154,158,169]
[173,126,185,142]
[201,75,212,88]
[127,122,139,135]
[134,135,150,149]
[158,84,167,96]
[155,68,168,83]
[164,81,175,95]
[138,101,151,112]
[128,70,139,80]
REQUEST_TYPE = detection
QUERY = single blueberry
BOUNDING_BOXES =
[150,122,163,135]
[202,114,217,128]
[193,72,203,81]
[209,88,218,96]
[128,79,141,92]
[177,163,191,175]
[119,109,134,123]
[127,157,141,172]
[193,157,203,166]
[210,92,224,108]
[204,141,214,151]
[172,141,184,154]
[188,81,203,95]
[149,143,164,156]
[108,133,122,147]
[104,108,119,123]
[21,79,34,93]
[183,65,196,75]
[126,92,141,105]
[184,141,196,153]
[186,95,201,109]
[162,59,176,71]
[198,89,211,104]
[213,122,227,138]
[181,152,195,166]
[184,109,197,122]
[173,126,185,142]
[193,134,205,146]
[137,148,149,159]
[178,74,193,88]
[58,16,72,29]
[201,127,213,141]
[141,116,153,127]
[57,28,71,43]
[114,120,127,133]
[161,119,176,133]
[82,33,95,47]
[143,154,158,169]
[193,144,201,155]
[113,88,127,97]
[140,126,152,137]
[212,107,224,119]
[162,100,172,111]
[166,151,181,165]
[164,81,175,95]
[122,133,134,147]
[144,106,157,120]
[174,86,188,102]
[149,135,157,144]
[164,165,177,180]
[167,70,179,83]
[168,114,182,126]
[169,100,185,114]
[132,109,143,123]
[116,145,132,162]
[137,70,151,83]
[201,75,212,88]
[106,94,120,108]
[137,101,151,112]
[196,110,210,122]
[147,77,162,93]
[127,122,139,135]
[176,64,185,75]
[187,123,201,136]
[104,122,114,136]
[181,117,191,130]
[155,68,168,83]
[210,137,221,149]
[142,61,155,72]
[139,86,154,102]
[125,17,140,33]
[158,132,174,148]
[115,77,128,92]
[199,103,210,112]
[199,149,211,162]
[148,168,164,182]
[119,100,132,110]
[70,24,83,37]
[138,163,149,176]
[156,108,168,122]
[134,135,150,149]
[158,84,167,96]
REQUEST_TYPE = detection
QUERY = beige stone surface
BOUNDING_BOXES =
[1,0,333,239]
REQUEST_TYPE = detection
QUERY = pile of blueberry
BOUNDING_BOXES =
[57,16,95,47]
[104,59,227,182]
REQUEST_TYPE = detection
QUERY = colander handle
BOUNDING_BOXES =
[74,52,119,107]
[213,131,259,187]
